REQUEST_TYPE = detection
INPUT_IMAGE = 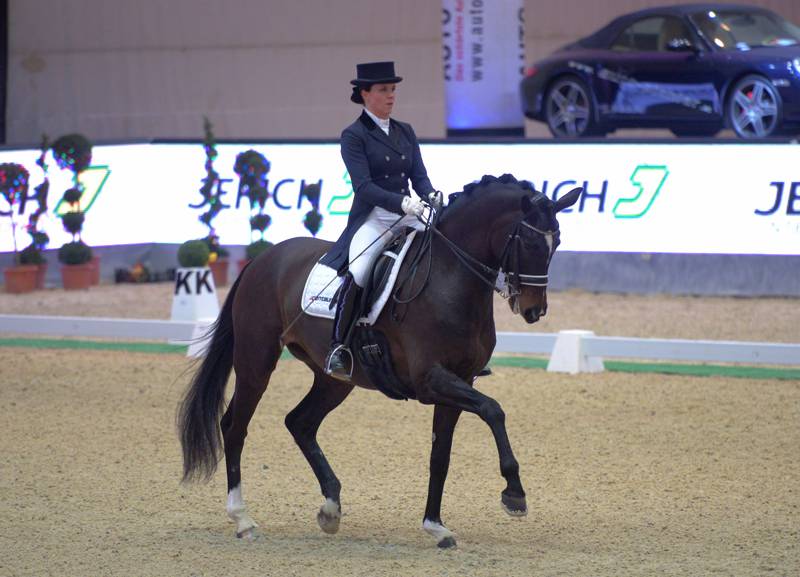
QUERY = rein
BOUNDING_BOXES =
[431,215,554,305]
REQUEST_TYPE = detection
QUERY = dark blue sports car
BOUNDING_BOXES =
[520,3,800,138]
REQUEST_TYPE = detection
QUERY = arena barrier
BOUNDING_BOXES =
[1,140,799,297]
[2,315,798,370]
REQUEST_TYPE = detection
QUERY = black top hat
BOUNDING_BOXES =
[350,61,403,86]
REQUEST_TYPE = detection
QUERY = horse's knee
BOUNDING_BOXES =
[478,398,505,424]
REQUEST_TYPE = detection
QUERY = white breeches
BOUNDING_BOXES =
[348,206,425,287]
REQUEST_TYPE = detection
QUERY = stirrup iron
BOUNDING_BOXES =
[325,343,354,380]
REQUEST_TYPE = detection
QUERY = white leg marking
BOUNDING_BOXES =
[227,484,258,538]
[423,519,454,542]
[317,497,342,534]
[545,233,554,253]
[321,497,340,517]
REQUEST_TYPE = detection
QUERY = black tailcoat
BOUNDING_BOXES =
[320,111,434,273]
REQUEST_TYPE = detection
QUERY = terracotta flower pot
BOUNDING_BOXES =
[4,265,38,294]
[36,262,48,289]
[209,258,229,287]
[61,262,93,290]
[89,255,101,285]
[237,258,250,274]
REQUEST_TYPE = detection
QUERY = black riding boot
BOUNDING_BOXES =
[324,273,363,381]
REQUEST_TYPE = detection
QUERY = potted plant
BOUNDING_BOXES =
[188,117,230,286]
[1,162,38,293]
[52,133,94,290]
[178,239,210,268]
[22,136,51,289]
[234,149,273,272]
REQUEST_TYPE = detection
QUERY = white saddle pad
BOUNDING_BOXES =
[301,230,418,325]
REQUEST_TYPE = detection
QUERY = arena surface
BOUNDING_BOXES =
[1,285,798,576]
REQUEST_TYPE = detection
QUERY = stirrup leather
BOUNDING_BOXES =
[325,343,354,380]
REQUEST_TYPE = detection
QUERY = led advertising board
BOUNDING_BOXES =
[0,142,797,255]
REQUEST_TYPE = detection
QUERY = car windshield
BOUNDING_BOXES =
[690,9,800,50]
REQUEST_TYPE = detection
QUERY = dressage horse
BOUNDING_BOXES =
[178,174,582,547]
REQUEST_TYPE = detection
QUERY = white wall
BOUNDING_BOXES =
[7,0,445,144]
[7,0,800,143]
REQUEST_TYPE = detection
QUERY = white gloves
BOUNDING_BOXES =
[401,195,425,217]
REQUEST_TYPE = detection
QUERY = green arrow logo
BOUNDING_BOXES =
[613,165,669,219]
[54,165,111,216]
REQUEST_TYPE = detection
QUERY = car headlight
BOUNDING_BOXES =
[793,58,800,76]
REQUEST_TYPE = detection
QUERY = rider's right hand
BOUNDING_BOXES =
[401,196,425,217]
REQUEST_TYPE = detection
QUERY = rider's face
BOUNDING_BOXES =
[362,83,396,119]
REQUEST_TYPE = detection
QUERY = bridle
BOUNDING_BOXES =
[431,207,557,312]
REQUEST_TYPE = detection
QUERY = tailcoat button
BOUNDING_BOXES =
[401,154,406,160]
[385,155,390,162]
[385,174,389,179]
[401,172,405,177]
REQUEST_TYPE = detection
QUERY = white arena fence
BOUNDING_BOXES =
[1,314,798,373]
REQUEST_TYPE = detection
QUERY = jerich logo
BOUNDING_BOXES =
[54,165,111,216]
[613,165,669,219]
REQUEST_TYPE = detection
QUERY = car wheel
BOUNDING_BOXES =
[670,127,720,138]
[545,77,596,138]
[726,75,782,139]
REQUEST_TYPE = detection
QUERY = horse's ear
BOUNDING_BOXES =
[554,187,582,212]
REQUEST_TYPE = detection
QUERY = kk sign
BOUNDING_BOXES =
[170,268,220,323]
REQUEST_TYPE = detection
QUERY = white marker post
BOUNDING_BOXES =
[170,267,220,357]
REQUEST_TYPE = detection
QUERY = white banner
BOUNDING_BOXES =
[0,142,798,256]
[442,0,525,132]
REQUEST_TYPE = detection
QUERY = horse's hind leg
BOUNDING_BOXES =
[221,338,281,539]
[284,371,354,534]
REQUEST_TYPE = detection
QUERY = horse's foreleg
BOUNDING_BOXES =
[285,373,354,535]
[422,405,461,548]
[419,365,527,520]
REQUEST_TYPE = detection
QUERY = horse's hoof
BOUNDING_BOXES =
[437,536,457,549]
[236,527,257,541]
[317,498,341,534]
[501,491,527,517]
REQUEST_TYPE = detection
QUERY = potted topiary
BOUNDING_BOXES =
[234,149,273,272]
[1,162,38,293]
[23,136,52,289]
[58,240,93,290]
[188,117,230,286]
[52,133,94,290]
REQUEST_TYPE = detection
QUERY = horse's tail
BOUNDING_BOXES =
[177,269,244,484]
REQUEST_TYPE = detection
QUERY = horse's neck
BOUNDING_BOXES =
[439,193,521,269]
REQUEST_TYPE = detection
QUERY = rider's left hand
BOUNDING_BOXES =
[427,190,443,207]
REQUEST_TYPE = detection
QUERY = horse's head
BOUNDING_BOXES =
[505,186,582,323]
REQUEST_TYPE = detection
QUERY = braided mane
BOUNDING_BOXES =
[446,174,538,207]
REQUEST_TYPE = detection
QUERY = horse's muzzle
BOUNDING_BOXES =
[522,306,545,324]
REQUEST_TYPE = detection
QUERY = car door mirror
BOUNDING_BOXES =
[666,37,698,52]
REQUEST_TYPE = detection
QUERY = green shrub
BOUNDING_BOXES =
[177,240,210,267]
[245,240,273,261]
[58,241,92,265]
[250,214,271,233]
[61,211,85,235]
[19,244,44,265]
[63,187,83,204]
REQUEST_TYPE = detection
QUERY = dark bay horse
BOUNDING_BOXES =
[178,174,582,547]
